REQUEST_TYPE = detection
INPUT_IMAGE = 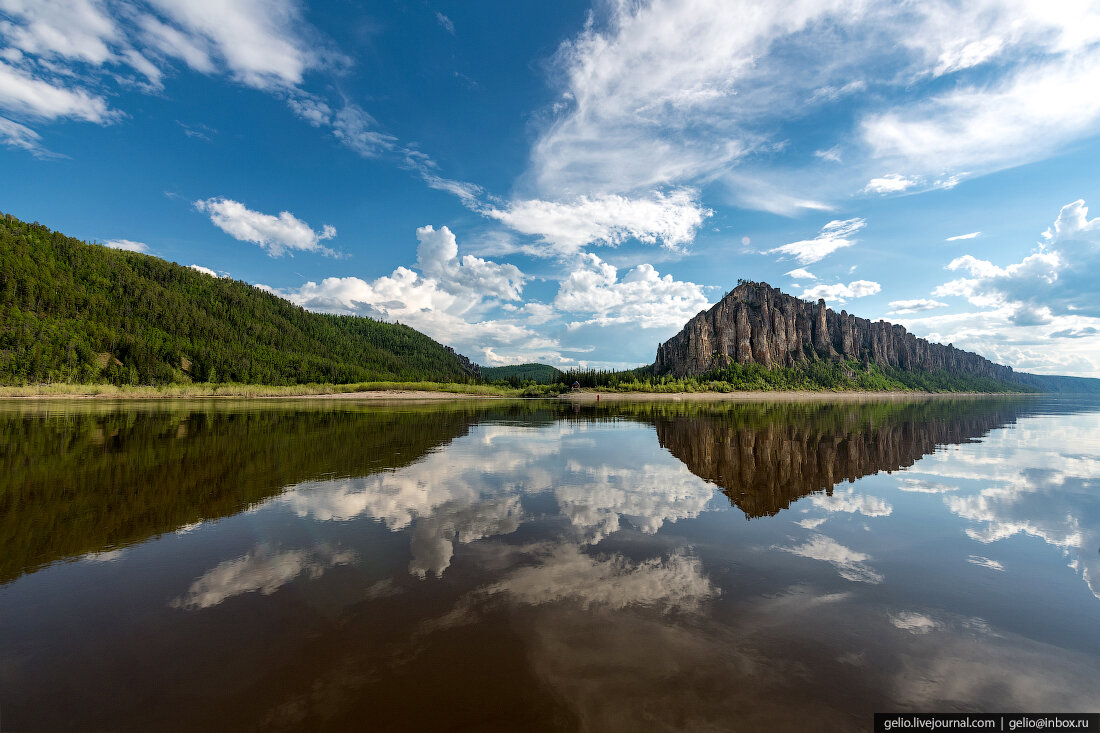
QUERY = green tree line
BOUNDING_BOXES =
[0,213,479,385]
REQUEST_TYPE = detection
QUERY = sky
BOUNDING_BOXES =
[2,0,1100,376]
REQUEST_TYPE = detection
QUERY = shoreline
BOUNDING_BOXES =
[0,387,1030,402]
[555,390,1018,403]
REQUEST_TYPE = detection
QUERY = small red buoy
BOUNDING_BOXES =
[597,394,600,402]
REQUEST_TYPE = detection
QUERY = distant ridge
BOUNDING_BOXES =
[0,211,480,385]
[481,363,562,383]
[656,280,1042,389]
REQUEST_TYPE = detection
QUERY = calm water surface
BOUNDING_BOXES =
[1,396,1099,731]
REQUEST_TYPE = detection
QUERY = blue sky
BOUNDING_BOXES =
[2,0,1100,375]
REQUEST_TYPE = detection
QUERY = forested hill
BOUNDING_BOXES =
[0,211,480,385]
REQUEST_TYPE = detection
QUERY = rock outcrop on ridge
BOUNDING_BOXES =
[654,281,1014,381]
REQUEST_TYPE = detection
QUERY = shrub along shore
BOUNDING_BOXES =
[0,376,1033,400]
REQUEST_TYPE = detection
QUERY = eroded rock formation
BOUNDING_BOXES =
[654,281,1013,381]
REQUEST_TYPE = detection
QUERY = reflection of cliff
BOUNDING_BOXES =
[654,399,1032,518]
[0,401,532,583]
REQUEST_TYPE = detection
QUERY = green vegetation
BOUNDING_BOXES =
[1012,372,1100,394]
[0,380,560,399]
[560,358,1036,393]
[0,401,542,583]
[481,362,563,384]
[3,210,1089,396]
[0,212,478,386]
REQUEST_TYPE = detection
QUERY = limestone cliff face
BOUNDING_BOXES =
[654,400,1023,518]
[654,281,1014,381]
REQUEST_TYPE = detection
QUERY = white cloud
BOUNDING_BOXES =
[169,544,355,610]
[778,533,884,583]
[0,0,119,65]
[435,12,455,35]
[331,103,396,158]
[486,190,711,256]
[0,60,116,122]
[0,0,342,155]
[861,51,1100,181]
[888,298,948,315]
[529,0,856,197]
[193,197,337,257]
[103,239,150,253]
[527,0,1100,210]
[554,253,709,330]
[1043,198,1100,244]
[809,488,892,518]
[967,555,1005,571]
[415,225,525,301]
[785,268,816,280]
[766,218,866,265]
[144,0,322,90]
[864,174,921,194]
[189,264,219,277]
[268,226,562,365]
[799,279,881,304]
[897,478,959,494]
[485,544,718,612]
[890,611,942,634]
[931,200,1100,323]
[0,115,52,155]
[946,231,981,241]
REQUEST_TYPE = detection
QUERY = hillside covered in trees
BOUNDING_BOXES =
[0,212,480,385]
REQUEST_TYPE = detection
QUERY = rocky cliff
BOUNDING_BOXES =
[654,281,1014,381]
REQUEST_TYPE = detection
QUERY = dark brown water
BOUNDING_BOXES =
[1,396,1099,731]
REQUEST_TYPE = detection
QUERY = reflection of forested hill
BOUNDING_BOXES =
[653,398,1034,518]
[0,401,528,583]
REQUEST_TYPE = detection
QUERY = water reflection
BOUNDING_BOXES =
[2,395,1099,731]
[652,398,1030,518]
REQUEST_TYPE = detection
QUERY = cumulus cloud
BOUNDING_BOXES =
[785,268,817,280]
[193,197,337,257]
[485,190,711,256]
[888,298,948,315]
[799,279,881,304]
[553,253,709,330]
[766,218,866,265]
[103,239,150,253]
[188,264,222,277]
[931,200,1100,322]
[415,225,524,301]
[864,174,921,194]
[267,225,562,364]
